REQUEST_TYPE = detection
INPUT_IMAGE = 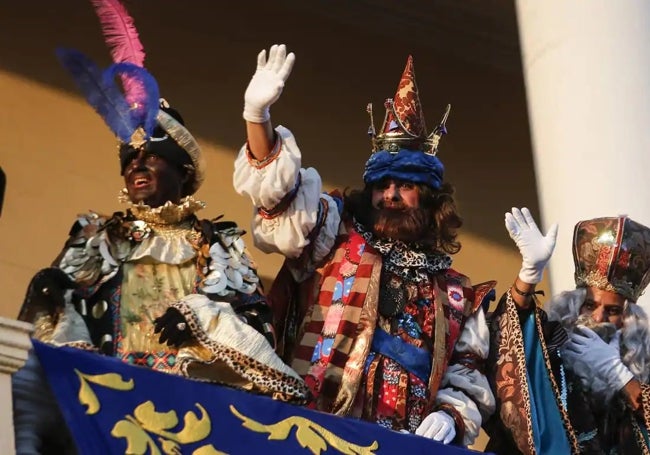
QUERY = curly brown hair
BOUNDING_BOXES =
[343,182,463,255]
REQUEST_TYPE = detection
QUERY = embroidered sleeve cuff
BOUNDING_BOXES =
[246,132,282,169]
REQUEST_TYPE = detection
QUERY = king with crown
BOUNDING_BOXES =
[234,44,496,446]
[485,209,650,454]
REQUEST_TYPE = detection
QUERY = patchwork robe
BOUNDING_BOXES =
[234,126,496,445]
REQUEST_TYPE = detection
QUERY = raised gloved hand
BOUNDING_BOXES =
[505,207,558,284]
[19,268,76,322]
[154,307,193,348]
[562,326,634,392]
[415,410,456,444]
[243,44,295,123]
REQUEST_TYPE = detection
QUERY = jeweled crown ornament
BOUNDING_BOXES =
[367,55,450,156]
[573,216,650,302]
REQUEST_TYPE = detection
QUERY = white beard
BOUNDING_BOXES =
[546,288,650,399]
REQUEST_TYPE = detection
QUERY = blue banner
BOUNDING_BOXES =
[33,340,488,455]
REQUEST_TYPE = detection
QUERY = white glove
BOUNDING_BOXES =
[505,207,558,284]
[243,44,295,123]
[562,327,634,392]
[415,411,456,444]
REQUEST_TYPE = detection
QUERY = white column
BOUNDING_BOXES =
[515,1,650,307]
[0,317,33,455]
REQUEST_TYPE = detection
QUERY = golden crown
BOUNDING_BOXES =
[367,56,450,156]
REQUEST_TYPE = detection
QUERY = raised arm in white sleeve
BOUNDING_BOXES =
[234,126,341,268]
[237,45,341,276]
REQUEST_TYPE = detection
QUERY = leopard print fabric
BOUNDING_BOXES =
[354,220,452,283]
[172,301,309,404]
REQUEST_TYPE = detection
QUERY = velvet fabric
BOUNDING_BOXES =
[363,149,444,189]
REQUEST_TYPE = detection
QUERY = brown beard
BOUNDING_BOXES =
[343,183,462,255]
[371,205,433,244]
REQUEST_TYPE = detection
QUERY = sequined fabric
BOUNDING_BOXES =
[573,216,650,301]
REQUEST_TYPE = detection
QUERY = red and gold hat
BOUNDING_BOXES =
[364,56,449,189]
[367,56,450,155]
[573,216,650,302]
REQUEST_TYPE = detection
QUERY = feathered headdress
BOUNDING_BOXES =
[91,0,145,67]
[56,48,159,149]
[57,0,205,194]
[90,0,145,111]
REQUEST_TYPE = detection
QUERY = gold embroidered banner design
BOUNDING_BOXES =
[230,405,379,455]
[74,368,380,454]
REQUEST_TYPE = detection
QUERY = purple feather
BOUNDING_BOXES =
[103,62,159,138]
[56,47,135,143]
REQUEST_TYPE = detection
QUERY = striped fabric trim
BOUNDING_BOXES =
[291,228,381,410]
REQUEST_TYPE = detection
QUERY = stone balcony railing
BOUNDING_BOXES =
[0,317,33,455]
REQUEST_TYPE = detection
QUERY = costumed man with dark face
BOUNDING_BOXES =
[11,4,307,455]
[485,208,650,454]
[233,45,496,447]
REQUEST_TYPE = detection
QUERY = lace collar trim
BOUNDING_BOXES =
[119,188,206,225]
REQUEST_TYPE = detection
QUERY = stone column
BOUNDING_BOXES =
[0,317,33,455]
[515,1,650,304]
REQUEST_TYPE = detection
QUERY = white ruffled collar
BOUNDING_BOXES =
[128,221,198,265]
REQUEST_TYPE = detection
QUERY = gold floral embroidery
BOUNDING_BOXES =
[75,369,223,454]
[76,370,134,415]
[111,401,216,454]
[74,368,374,454]
[230,405,379,455]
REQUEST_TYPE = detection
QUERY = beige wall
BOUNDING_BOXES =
[0,1,545,320]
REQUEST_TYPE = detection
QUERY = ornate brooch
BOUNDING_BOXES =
[127,220,151,242]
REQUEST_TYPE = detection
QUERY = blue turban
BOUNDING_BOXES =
[363,149,444,189]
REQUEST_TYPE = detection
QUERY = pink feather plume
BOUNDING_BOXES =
[90,0,148,112]
[91,0,145,66]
